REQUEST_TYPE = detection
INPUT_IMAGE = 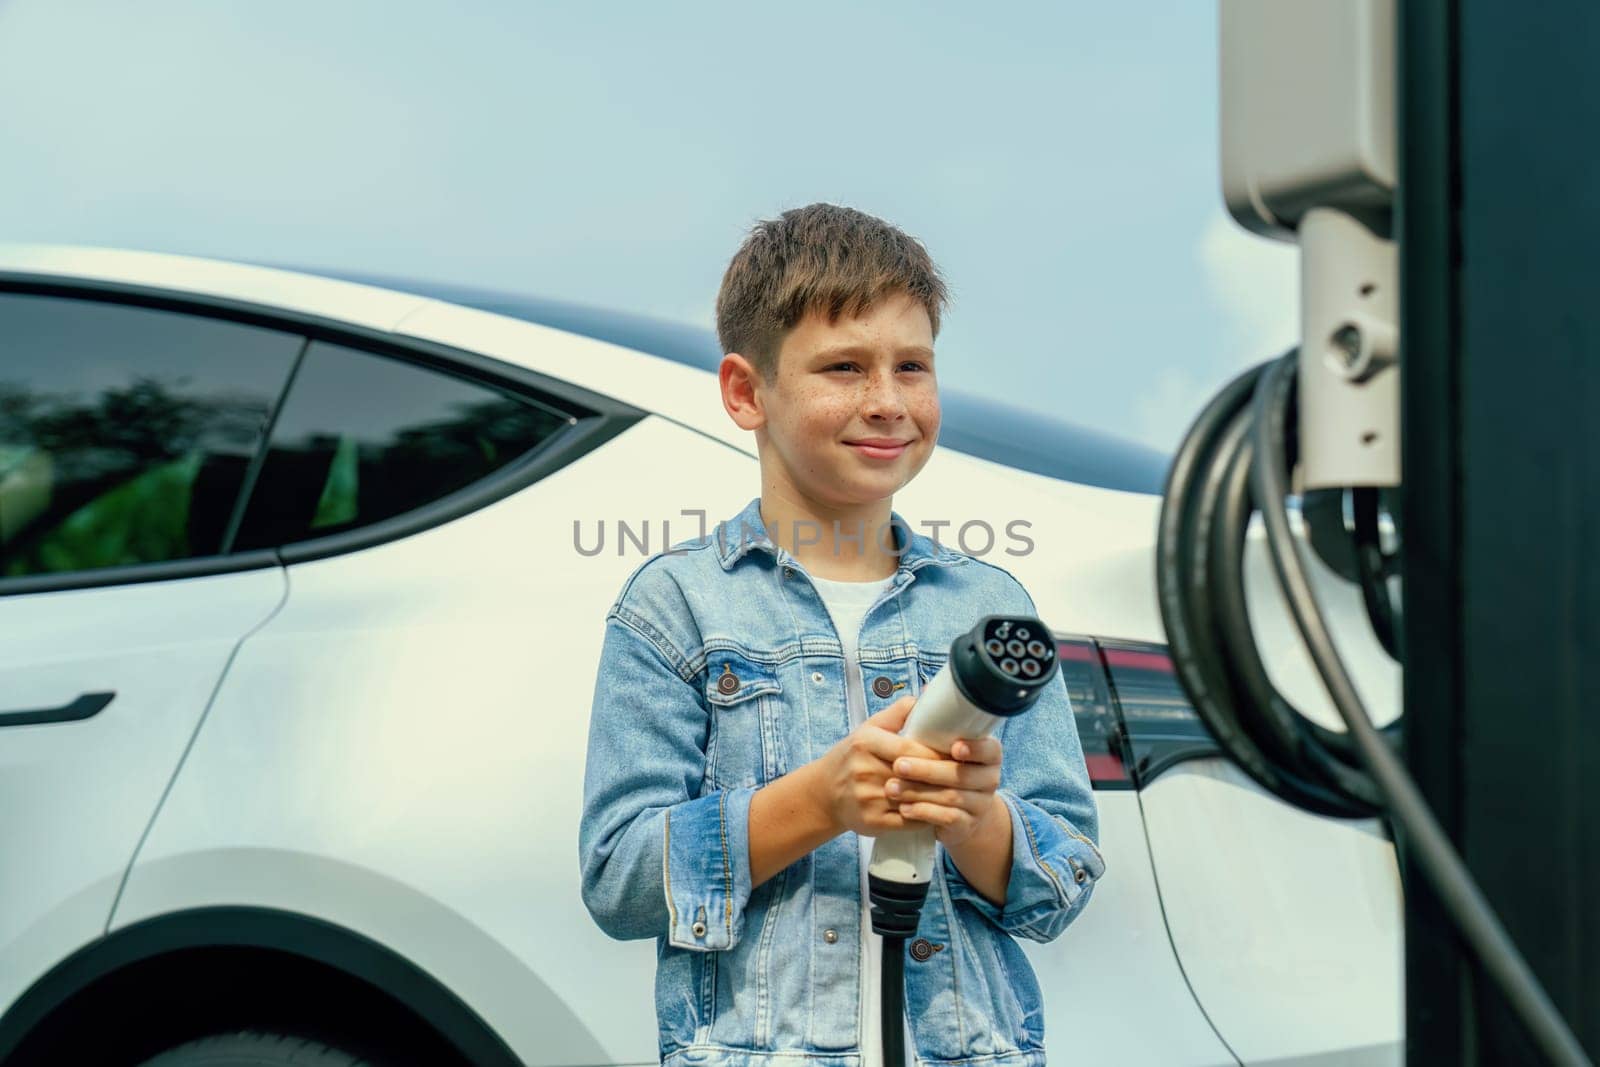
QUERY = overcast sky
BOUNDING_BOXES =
[0,1,1298,454]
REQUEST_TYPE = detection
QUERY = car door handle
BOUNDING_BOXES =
[0,691,115,728]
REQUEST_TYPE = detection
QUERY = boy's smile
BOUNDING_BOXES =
[721,290,941,575]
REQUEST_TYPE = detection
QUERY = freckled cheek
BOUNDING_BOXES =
[808,401,858,430]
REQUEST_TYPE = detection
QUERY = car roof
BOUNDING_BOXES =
[0,243,1168,495]
[255,264,1170,496]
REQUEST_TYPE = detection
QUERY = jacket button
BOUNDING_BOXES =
[872,676,894,698]
[823,928,838,943]
[909,938,934,962]
[717,670,740,695]
[1072,860,1089,884]
[692,920,707,937]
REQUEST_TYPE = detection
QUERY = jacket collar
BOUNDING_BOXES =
[713,495,965,574]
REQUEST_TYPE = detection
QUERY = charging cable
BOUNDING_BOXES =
[1158,348,1591,1066]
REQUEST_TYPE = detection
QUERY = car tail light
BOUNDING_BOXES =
[1055,637,1133,788]
[1095,640,1220,788]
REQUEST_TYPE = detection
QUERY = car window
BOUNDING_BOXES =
[230,340,570,551]
[0,293,301,580]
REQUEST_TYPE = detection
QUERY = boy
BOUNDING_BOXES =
[579,204,1103,1067]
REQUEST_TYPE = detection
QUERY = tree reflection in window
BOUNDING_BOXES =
[231,342,572,551]
[1,377,271,576]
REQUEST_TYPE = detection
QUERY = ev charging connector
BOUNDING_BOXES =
[869,615,1059,1067]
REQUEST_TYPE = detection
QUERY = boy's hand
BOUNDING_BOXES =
[887,733,1004,849]
[815,696,943,838]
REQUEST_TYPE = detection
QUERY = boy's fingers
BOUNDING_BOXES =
[951,737,1002,764]
[859,725,939,764]
[864,695,929,743]
[858,699,943,763]
[864,695,913,730]
[891,754,999,788]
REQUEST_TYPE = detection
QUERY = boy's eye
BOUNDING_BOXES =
[826,362,929,373]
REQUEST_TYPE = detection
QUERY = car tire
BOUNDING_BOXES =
[136,1030,371,1066]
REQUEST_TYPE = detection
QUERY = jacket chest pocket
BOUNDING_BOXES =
[914,651,950,695]
[704,653,786,790]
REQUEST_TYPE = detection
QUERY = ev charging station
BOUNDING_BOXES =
[1162,1,1599,1062]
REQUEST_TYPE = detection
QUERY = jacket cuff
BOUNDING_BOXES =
[941,790,1106,942]
[664,785,757,951]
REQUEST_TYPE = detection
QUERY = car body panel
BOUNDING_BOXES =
[0,567,286,1016]
[0,243,429,333]
[1139,759,1403,1066]
[1020,792,1235,1065]
[112,419,725,1063]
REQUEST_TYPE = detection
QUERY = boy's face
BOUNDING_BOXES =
[724,290,940,512]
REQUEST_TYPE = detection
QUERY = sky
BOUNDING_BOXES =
[0,0,1299,455]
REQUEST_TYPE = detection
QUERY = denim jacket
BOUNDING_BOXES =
[579,496,1105,1067]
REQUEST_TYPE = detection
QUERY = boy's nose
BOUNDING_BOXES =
[862,377,908,419]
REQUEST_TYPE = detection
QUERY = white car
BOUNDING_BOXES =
[0,244,1402,1066]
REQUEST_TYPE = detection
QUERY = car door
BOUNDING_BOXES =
[110,333,646,1063]
[0,291,298,1018]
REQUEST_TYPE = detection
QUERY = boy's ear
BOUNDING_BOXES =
[720,352,767,432]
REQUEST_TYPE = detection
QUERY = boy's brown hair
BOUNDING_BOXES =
[715,203,950,384]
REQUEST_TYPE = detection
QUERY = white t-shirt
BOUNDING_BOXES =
[808,571,918,1067]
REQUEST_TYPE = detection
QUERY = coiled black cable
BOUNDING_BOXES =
[1157,348,1590,1065]
[1156,357,1397,817]
[1351,485,1403,661]
[1209,413,1388,809]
